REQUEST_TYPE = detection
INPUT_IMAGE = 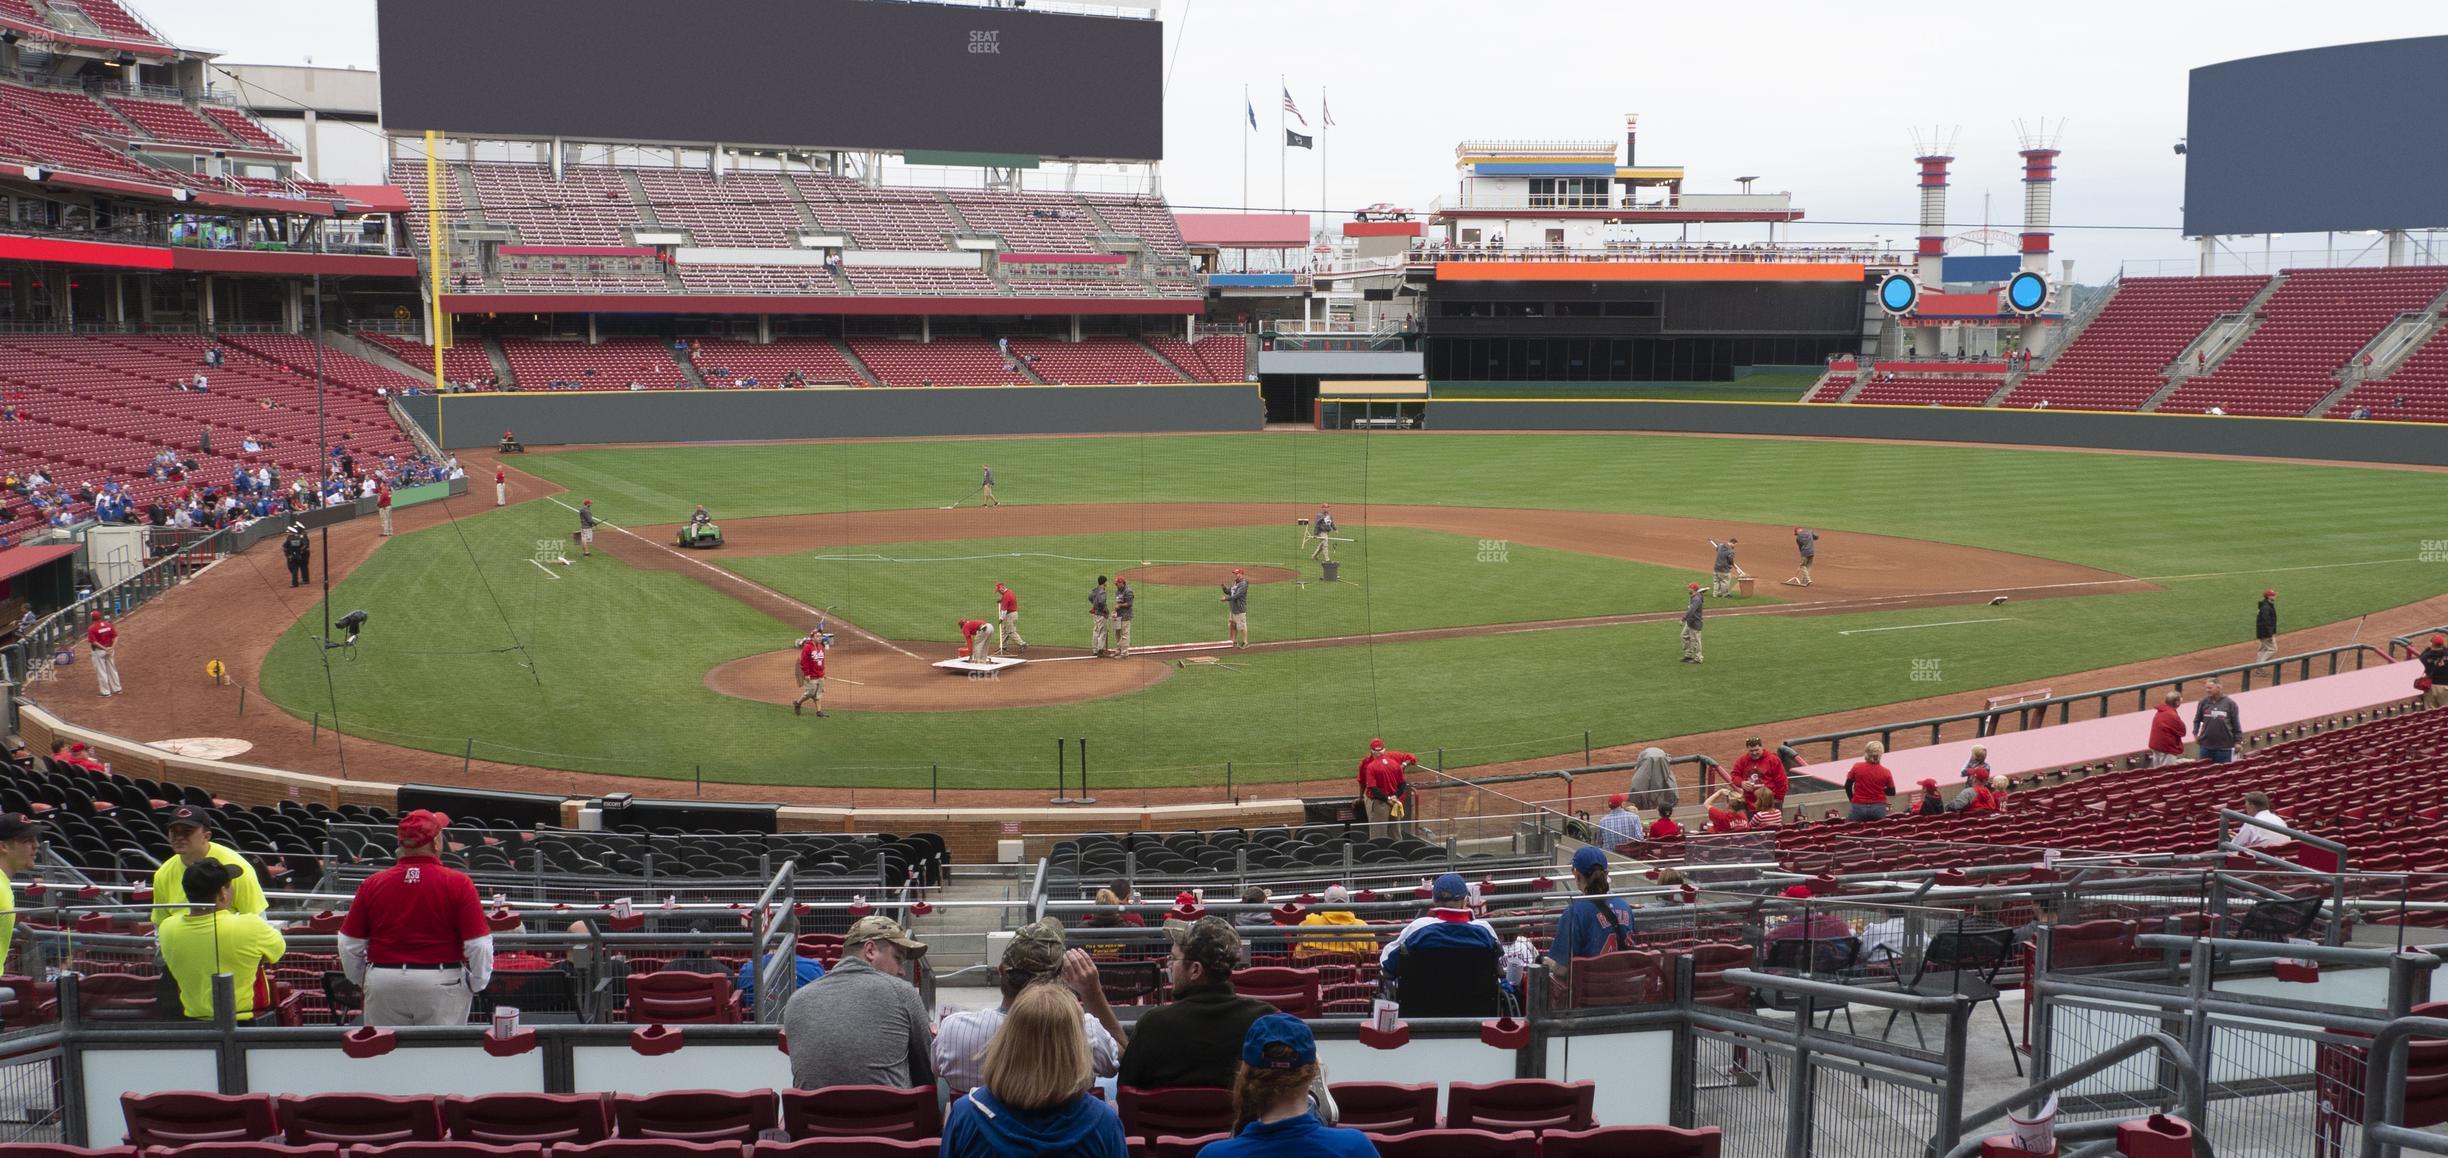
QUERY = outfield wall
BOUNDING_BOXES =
[398,384,1264,450]
[1421,399,2448,467]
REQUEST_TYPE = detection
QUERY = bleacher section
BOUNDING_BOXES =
[56,0,169,46]
[1145,335,1249,382]
[498,338,689,390]
[2327,322,2448,423]
[0,80,303,200]
[2002,276,2269,411]
[356,332,494,383]
[2159,267,2448,417]
[791,175,959,250]
[633,169,803,247]
[1843,361,2008,407]
[104,96,238,149]
[463,164,646,247]
[688,339,864,387]
[201,105,294,153]
[1008,337,1181,384]
[847,337,1028,386]
[944,189,1102,252]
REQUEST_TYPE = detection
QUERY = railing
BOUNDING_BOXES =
[2122,241,2448,279]
[1417,242,1903,265]
[2386,624,2448,659]
[1783,642,2396,764]
[2361,1014,2448,1157]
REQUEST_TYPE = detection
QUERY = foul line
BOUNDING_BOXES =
[1838,617,2017,636]
[545,497,922,661]
[527,559,563,581]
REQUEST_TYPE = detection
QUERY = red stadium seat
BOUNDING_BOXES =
[142,1144,343,1158]
[612,1090,777,1144]
[354,1144,546,1158]
[1229,966,1321,1017]
[1115,1087,1234,1140]
[1143,1134,1231,1158]
[122,1092,279,1147]
[776,1087,939,1141]
[1323,1082,1437,1134]
[618,971,743,1025]
[1444,1080,1596,1134]
[1540,1124,1725,1157]
[275,1093,444,1145]
[752,1141,935,1156]
[1565,950,1666,1008]
[552,1143,745,1158]
[442,1093,613,1145]
[1365,1128,1537,1157]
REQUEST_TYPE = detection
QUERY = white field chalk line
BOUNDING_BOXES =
[527,559,563,581]
[546,497,922,661]
[1838,618,2018,636]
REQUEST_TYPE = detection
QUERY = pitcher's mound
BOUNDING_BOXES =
[1120,564,1296,586]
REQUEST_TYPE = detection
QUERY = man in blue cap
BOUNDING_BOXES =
[1377,873,1500,991]
[1199,1014,1377,1157]
[1547,846,1636,985]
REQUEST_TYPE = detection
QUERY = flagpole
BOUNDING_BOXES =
[1241,83,1249,214]
[1319,85,1329,244]
[1277,73,1286,214]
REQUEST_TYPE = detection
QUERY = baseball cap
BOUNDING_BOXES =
[1368,738,1385,753]
[2433,633,2447,647]
[1232,567,1245,575]
[1688,582,1702,593]
[1242,1012,1317,1070]
[1781,885,1815,899]
[1000,917,1065,980]
[1570,846,1609,875]
[0,812,41,841]
[396,809,450,848]
[164,806,210,832]
[1163,914,1241,974]
[1431,872,1470,900]
[287,522,303,532]
[1322,885,1350,904]
[1607,792,1628,809]
[1918,778,1939,789]
[844,915,928,958]
[2263,589,2276,598]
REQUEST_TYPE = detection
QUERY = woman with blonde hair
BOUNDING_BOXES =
[1200,1013,1377,1156]
[940,982,1128,1157]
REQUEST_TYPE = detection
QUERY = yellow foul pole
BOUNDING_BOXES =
[423,131,448,447]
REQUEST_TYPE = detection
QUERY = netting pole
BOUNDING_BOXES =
[1078,736,1095,805]
[463,738,473,776]
[1225,762,1234,804]
[311,711,319,744]
[931,764,939,803]
[1051,737,1068,804]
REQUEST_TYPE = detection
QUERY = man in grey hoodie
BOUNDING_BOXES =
[2193,681,2243,764]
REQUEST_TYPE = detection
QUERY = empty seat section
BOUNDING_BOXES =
[2160,267,2448,417]
[846,338,1029,386]
[2003,275,2269,411]
[499,339,687,390]
[1008,338,1182,384]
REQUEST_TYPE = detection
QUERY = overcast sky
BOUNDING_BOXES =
[145,0,2446,280]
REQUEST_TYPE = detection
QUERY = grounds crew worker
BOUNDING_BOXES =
[1791,528,1819,587]
[1220,568,1250,648]
[1111,577,1134,658]
[1089,575,1112,657]
[281,521,311,587]
[995,583,1026,654]
[959,617,995,663]
[151,806,267,925]
[1309,503,1336,563]
[576,499,597,558]
[339,810,495,1027]
[794,631,827,717]
[2254,589,2279,664]
[1681,582,1706,664]
[1708,537,1740,597]
[1355,739,1417,838]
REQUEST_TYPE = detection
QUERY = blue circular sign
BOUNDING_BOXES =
[1878,275,1918,313]
[2007,271,2049,313]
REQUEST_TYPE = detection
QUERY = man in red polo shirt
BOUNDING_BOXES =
[1355,738,1416,838]
[494,467,507,507]
[376,481,394,536]
[338,810,494,1026]
[86,610,121,698]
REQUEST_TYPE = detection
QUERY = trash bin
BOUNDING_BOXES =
[1322,561,1342,582]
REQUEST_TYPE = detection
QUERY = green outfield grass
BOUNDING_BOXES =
[253,432,2448,789]
[723,526,1736,647]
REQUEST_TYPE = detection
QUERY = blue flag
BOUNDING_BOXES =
[1246,97,1257,130]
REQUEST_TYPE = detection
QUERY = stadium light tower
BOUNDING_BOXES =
[1910,127,1958,289]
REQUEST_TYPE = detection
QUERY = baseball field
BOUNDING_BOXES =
[252,431,2448,790]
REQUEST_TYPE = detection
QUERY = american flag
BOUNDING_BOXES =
[1281,85,1306,128]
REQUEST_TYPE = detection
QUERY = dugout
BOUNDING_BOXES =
[1317,378,1429,430]
[0,544,80,630]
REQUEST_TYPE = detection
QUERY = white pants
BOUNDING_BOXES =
[999,610,1023,650]
[1112,619,1131,656]
[495,483,506,506]
[379,507,393,535]
[968,626,994,660]
[361,966,472,1027]
[1091,614,1108,653]
[1713,569,1734,597]
[91,646,121,696]
[2255,638,2276,663]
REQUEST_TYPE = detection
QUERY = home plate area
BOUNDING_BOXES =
[929,655,1027,674]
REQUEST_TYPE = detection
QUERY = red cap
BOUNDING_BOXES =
[1232,567,1245,575]
[1687,582,1702,593]
[397,809,450,848]
[1918,778,1939,789]
[2433,634,2447,647]
[2263,589,2276,598]
[1781,885,1814,899]
[1369,738,1385,752]
[1608,793,1628,809]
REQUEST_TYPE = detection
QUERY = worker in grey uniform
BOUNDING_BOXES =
[1681,582,1706,664]
[1309,503,1336,563]
[1111,577,1135,658]
[1089,576,1112,657]
[577,499,598,559]
[1708,537,1739,597]
[1791,528,1819,587]
[1220,568,1250,648]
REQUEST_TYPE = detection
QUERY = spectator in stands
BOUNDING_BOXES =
[150,806,268,925]
[939,982,1129,1158]
[733,940,823,1015]
[1764,885,1854,973]
[1378,873,1502,999]
[1702,788,1750,833]
[1547,846,1635,984]
[1595,792,1644,848]
[1648,801,1683,840]
[935,918,1121,1098]
[157,859,287,1022]
[2148,690,2189,766]
[1951,760,2002,814]
[2255,589,2280,664]
[1234,886,1275,933]
[2229,791,2291,849]
[1116,915,1274,1090]
[1745,782,1783,825]
[1203,1014,1375,1157]
[1842,742,1895,821]
[1912,778,1947,816]
[1728,737,1789,806]
[2193,681,2243,764]
[2420,635,2448,711]
[1293,885,1375,961]
[339,810,496,1027]
[785,915,934,1090]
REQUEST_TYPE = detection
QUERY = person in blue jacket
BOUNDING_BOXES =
[1198,1014,1378,1157]
[939,982,1127,1157]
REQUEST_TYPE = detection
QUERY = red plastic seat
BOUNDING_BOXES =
[1115,1087,1234,1140]
[776,1087,939,1141]
[1229,966,1321,1017]
[613,1090,777,1144]
[1323,1082,1437,1134]
[1444,1080,1596,1134]
[1566,950,1665,1008]
[443,1093,613,1145]
[752,1141,934,1156]
[619,971,743,1024]
[122,1092,279,1147]
[275,1093,444,1145]
[354,1144,545,1158]
[1366,1128,1537,1156]
[554,1143,744,1158]
[142,1144,343,1158]
[8,1147,137,1157]
[1144,1134,1231,1158]
[1540,1124,1724,1157]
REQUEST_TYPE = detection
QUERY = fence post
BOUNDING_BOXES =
[1780,990,1819,1158]
[1052,737,1067,804]
[695,763,702,798]
[311,711,319,744]
[931,763,939,804]
[464,738,474,776]
[1078,735,1094,804]
[1224,761,1233,804]
[237,685,246,717]
[1583,731,1591,766]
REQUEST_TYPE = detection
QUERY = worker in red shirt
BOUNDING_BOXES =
[375,481,393,536]
[338,810,494,1026]
[1355,738,1417,838]
[994,583,1026,655]
[957,617,994,664]
[793,631,828,718]
[86,609,121,697]
[2147,689,2187,766]
[493,467,507,507]
[1843,742,1895,822]
[1726,737,1789,806]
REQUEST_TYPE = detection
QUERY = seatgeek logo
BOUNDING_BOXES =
[969,30,1001,54]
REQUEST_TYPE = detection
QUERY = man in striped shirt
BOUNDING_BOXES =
[931,918,1122,1096]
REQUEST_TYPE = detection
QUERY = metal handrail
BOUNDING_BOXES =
[1784,642,2397,763]
[1939,1031,2203,1158]
[2387,624,2448,659]
[2359,1014,2448,1158]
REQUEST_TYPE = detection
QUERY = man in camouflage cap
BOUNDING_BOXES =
[1116,915,1277,1089]
[932,917,1124,1095]
[784,915,933,1090]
